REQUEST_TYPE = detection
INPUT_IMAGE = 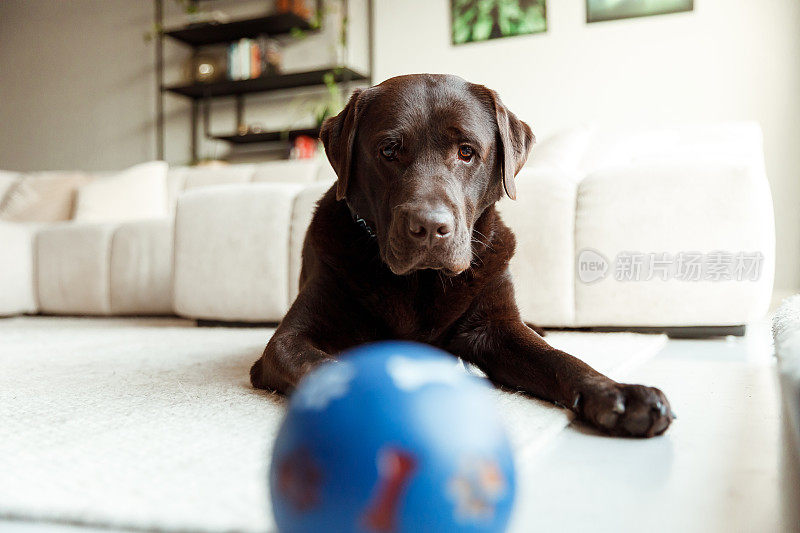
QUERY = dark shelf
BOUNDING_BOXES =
[164,12,312,47]
[163,67,367,99]
[212,127,319,144]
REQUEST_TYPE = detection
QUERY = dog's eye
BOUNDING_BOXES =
[381,145,398,161]
[458,145,474,162]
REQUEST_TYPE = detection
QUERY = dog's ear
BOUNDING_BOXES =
[319,88,364,201]
[487,90,535,200]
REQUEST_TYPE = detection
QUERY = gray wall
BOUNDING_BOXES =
[0,1,156,171]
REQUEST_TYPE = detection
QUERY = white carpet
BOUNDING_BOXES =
[0,317,666,533]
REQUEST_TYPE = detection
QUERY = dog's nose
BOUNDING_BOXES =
[407,208,454,244]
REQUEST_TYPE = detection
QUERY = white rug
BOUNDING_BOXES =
[0,317,666,532]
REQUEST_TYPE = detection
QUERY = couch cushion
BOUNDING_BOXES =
[173,183,303,322]
[0,171,91,222]
[181,164,255,191]
[316,161,338,182]
[34,219,174,317]
[525,126,594,178]
[166,167,188,211]
[251,159,320,183]
[288,182,333,303]
[73,161,169,222]
[574,161,774,326]
[110,219,174,315]
[0,222,39,316]
[36,223,118,315]
[579,121,765,174]
[497,167,578,327]
[0,170,21,205]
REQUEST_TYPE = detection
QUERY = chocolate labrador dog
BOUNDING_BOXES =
[250,74,673,437]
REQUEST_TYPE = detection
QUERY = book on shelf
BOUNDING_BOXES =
[226,38,268,81]
[239,38,249,80]
[227,42,236,80]
[251,41,261,79]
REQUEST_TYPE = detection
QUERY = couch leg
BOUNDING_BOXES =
[196,319,280,328]
[196,319,747,337]
[590,325,746,338]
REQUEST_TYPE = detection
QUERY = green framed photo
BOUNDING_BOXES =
[586,0,693,23]
[451,0,547,45]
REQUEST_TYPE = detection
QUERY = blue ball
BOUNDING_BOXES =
[270,341,515,533]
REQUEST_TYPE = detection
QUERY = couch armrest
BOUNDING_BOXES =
[173,183,303,322]
[574,160,774,326]
[0,222,39,316]
[497,168,578,327]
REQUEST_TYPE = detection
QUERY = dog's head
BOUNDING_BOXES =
[320,74,534,276]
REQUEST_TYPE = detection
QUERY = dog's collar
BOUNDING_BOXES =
[351,211,376,238]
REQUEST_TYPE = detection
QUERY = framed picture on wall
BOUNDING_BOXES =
[451,0,547,45]
[586,0,693,23]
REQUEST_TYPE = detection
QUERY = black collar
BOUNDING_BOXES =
[351,210,376,238]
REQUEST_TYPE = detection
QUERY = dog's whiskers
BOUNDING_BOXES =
[473,230,495,252]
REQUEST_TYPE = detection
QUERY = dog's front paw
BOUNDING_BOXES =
[574,377,674,438]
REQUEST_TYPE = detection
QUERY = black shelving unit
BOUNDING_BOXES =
[163,67,368,99]
[164,12,312,46]
[212,127,320,144]
[153,0,372,162]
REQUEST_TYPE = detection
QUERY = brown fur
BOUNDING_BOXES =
[250,74,672,437]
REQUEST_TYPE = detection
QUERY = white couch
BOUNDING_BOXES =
[0,122,775,331]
